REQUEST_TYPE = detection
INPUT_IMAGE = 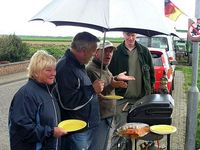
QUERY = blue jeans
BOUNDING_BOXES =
[61,127,97,150]
[110,99,131,150]
[91,117,113,150]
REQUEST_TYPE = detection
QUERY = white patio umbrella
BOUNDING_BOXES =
[31,0,171,37]
[31,0,172,77]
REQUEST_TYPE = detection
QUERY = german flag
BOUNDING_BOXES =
[165,0,183,21]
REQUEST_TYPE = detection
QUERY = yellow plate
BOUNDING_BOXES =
[58,119,87,132]
[150,125,177,135]
[103,95,124,100]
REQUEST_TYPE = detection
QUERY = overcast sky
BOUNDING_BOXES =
[0,0,196,38]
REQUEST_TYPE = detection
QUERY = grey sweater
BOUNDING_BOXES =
[86,58,116,119]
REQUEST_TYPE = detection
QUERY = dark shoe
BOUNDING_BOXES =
[139,141,166,150]
[148,144,166,150]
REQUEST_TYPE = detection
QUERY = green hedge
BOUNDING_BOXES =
[0,34,29,62]
[28,45,66,59]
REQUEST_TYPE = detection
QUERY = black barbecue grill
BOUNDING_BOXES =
[127,94,174,150]
[127,94,174,125]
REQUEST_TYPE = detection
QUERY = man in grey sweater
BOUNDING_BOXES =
[86,40,134,150]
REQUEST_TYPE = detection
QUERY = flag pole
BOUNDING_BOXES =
[185,0,200,149]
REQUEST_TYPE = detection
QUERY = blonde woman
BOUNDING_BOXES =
[8,50,66,150]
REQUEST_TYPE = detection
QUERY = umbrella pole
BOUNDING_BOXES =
[100,31,106,79]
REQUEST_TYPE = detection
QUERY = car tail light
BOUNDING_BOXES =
[169,68,173,75]
[168,56,173,62]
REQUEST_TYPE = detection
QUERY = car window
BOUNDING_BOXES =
[136,36,169,50]
[152,57,163,66]
[136,37,148,47]
[151,37,168,50]
[151,53,163,66]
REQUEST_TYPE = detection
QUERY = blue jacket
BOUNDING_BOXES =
[8,79,60,150]
[56,49,100,129]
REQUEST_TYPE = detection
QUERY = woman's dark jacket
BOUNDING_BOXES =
[55,49,100,129]
[109,41,155,98]
[8,79,60,150]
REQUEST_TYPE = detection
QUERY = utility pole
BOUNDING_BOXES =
[185,0,200,149]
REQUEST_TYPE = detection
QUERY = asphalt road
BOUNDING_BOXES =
[0,71,186,150]
[0,80,26,150]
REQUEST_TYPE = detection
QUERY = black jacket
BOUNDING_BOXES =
[8,79,60,150]
[56,49,100,128]
[109,41,155,98]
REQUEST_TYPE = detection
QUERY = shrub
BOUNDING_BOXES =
[44,47,65,59]
[27,45,66,59]
[0,34,29,62]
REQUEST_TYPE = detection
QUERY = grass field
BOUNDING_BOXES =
[21,35,123,59]
[20,35,73,42]
[20,35,123,43]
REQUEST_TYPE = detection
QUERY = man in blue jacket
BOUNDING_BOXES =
[56,32,104,150]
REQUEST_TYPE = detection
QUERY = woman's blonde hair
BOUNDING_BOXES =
[27,50,56,79]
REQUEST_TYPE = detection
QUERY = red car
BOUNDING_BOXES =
[149,48,177,95]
